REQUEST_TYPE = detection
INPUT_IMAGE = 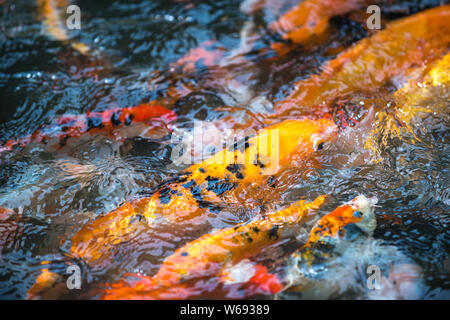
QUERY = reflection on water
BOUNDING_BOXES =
[0,0,448,299]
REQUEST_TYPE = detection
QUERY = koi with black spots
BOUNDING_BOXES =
[0,103,176,153]
[69,117,337,263]
[99,195,326,299]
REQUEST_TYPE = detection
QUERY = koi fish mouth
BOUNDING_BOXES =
[347,195,378,234]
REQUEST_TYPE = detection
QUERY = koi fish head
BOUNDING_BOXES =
[270,117,337,166]
[309,118,338,153]
[307,195,378,246]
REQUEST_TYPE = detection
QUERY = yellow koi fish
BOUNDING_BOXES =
[69,117,337,264]
[282,195,378,293]
[99,195,326,299]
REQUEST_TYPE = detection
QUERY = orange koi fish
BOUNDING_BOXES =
[302,195,377,250]
[69,117,336,264]
[269,0,374,53]
[272,5,450,117]
[281,195,378,294]
[99,195,326,299]
[0,103,176,153]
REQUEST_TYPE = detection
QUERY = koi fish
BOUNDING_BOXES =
[0,103,177,153]
[99,195,326,300]
[302,195,377,252]
[69,117,337,264]
[273,5,450,117]
[278,195,424,299]
[26,263,61,300]
[281,195,378,294]
[269,0,373,53]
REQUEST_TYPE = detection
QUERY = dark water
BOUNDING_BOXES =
[0,0,448,299]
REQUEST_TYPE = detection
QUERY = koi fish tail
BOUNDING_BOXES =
[0,103,176,153]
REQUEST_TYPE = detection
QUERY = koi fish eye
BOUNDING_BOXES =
[313,137,325,151]
[353,211,363,218]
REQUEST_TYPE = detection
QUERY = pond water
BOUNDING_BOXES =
[0,0,448,299]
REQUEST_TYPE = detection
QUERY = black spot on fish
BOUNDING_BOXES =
[252,226,260,234]
[59,135,69,146]
[125,113,134,126]
[207,205,222,213]
[61,126,70,132]
[267,176,276,188]
[228,136,251,153]
[199,167,205,173]
[226,164,244,179]
[129,213,144,225]
[205,176,236,196]
[190,185,203,202]
[183,180,207,207]
[158,186,174,204]
[268,225,279,240]
[228,140,238,152]
[111,112,122,126]
[150,175,188,196]
[254,159,265,169]
[86,117,104,131]
[182,180,195,190]
[243,232,253,243]
[181,252,188,257]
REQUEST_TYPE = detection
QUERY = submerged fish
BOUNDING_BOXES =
[292,195,378,263]
[269,0,374,53]
[0,103,176,153]
[278,195,425,299]
[99,195,326,300]
[69,117,337,264]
